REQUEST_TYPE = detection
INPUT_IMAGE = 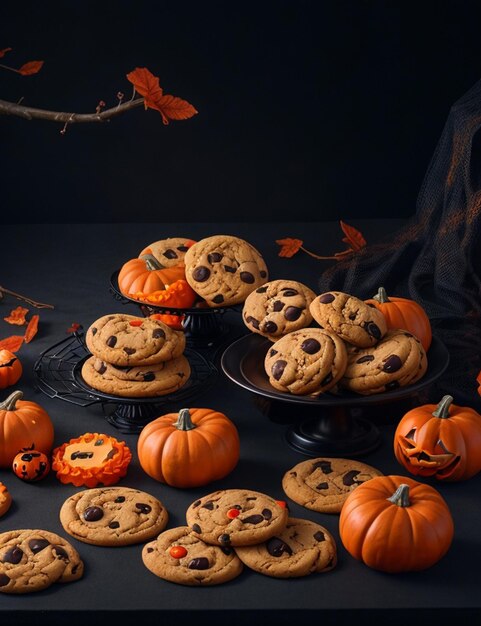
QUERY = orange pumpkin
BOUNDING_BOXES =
[394,395,481,481]
[0,390,54,468]
[137,408,240,488]
[339,475,454,572]
[131,279,197,309]
[12,447,50,482]
[365,286,432,351]
[118,254,187,296]
[0,350,22,389]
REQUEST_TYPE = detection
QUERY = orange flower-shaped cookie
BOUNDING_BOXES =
[52,433,132,488]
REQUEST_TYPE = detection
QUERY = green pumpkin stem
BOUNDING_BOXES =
[173,408,197,431]
[0,390,24,411]
[432,395,454,419]
[139,253,164,271]
[373,286,390,304]
[387,484,411,507]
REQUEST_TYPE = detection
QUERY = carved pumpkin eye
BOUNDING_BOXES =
[434,439,452,455]
[405,428,416,440]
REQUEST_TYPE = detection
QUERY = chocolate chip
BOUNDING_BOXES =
[245,316,260,329]
[192,500,201,508]
[52,545,69,560]
[349,313,356,320]
[163,249,178,259]
[321,372,333,386]
[356,355,375,364]
[20,452,40,462]
[318,293,335,303]
[290,471,297,477]
[123,347,136,355]
[269,349,278,357]
[212,294,224,304]
[313,460,333,473]
[193,266,210,282]
[241,514,264,524]
[152,328,165,339]
[109,521,120,529]
[3,546,23,564]
[266,537,292,557]
[262,508,272,520]
[246,497,257,501]
[0,574,10,587]
[271,360,287,380]
[284,306,302,321]
[221,547,233,555]
[91,327,98,335]
[301,338,320,354]
[114,496,126,503]
[385,380,400,390]
[177,245,189,252]
[260,271,267,278]
[83,506,104,522]
[208,252,223,263]
[96,362,107,375]
[136,503,152,514]
[224,265,236,273]
[106,448,117,460]
[218,533,231,545]
[232,504,242,510]
[192,524,202,534]
[240,271,255,284]
[342,470,361,486]
[143,372,155,382]
[264,321,278,334]
[313,531,326,542]
[147,547,154,553]
[106,335,117,347]
[383,355,403,373]
[187,557,209,570]
[366,322,381,339]
[316,482,329,490]
[256,286,268,293]
[29,538,50,553]
[202,501,215,510]
[272,300,285,312]
[282,289,298,297]
[71,451,93,460]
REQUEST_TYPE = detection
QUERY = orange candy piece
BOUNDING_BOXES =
[170,545,188,559]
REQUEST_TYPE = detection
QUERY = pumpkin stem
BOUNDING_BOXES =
[139,254,165,271]
[387,484,410,507]
[373,286,390,304]
[0,390,24,411]
[432,395,454,419]
[173,408,197,431]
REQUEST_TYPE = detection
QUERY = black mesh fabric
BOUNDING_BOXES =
[318,79,481,410]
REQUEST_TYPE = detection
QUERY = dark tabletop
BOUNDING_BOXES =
[1,221,480,626]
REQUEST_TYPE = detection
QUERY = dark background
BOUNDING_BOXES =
[2,0,481,223]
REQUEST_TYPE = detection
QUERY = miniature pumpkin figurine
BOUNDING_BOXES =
[0,349,22,389]
[339,475,454,572]
[118,254,187,296]
[0,390,55,468]
[12,447,50,482]
[365,286,432,351]
[394,395,481,481]
[137,407,240,488]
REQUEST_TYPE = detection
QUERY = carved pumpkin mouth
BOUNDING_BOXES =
[400,435,460,475]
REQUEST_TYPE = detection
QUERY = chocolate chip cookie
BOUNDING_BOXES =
[186,489,288,547]
[142,526,243,586]
[0,483,11,518]
[59,487,169,546]
[264,328,348,395]
[85,313,186,366]
[81,354,191,398]
[309,291,387,347]
[242,279,317,340]
[140,237,195,267]
[0,529,84,594]
[282,457,383,513]
[235,517,337,578]
[340,329,428,395]
[184,235,269,307]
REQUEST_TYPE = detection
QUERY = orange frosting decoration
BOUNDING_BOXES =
[52,432,132,487]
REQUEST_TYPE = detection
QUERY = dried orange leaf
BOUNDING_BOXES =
[4,306,29,325]
[24,314,39,343]
[276,238,303,258]
[340,220,366,251]
[0,335,24,352]
[148,94,198,125]
[126,67,163,105]
[67,322,83,334]
[18,60,44,76]
[0,47,12,58]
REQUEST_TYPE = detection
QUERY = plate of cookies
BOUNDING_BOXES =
[222,287,450,406]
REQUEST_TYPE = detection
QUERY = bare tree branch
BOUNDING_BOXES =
[0,97,145,123]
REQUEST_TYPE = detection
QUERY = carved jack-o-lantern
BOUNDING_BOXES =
[12,448,50,482]
[394,395,481,482]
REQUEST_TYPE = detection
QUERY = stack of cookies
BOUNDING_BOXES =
[81,313,191,398]
[243,287,428,396]
[142,488,337,585]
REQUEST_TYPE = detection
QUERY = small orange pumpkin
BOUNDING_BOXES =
[118,254,187,296]
[394,395,481,481]
[12,447,50,482]
[137,408,240,488]
[339,475,454,572]
[0,482,12,517]
[365,286,432,351]
[0,350,22,389]
[0,390,55,468]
